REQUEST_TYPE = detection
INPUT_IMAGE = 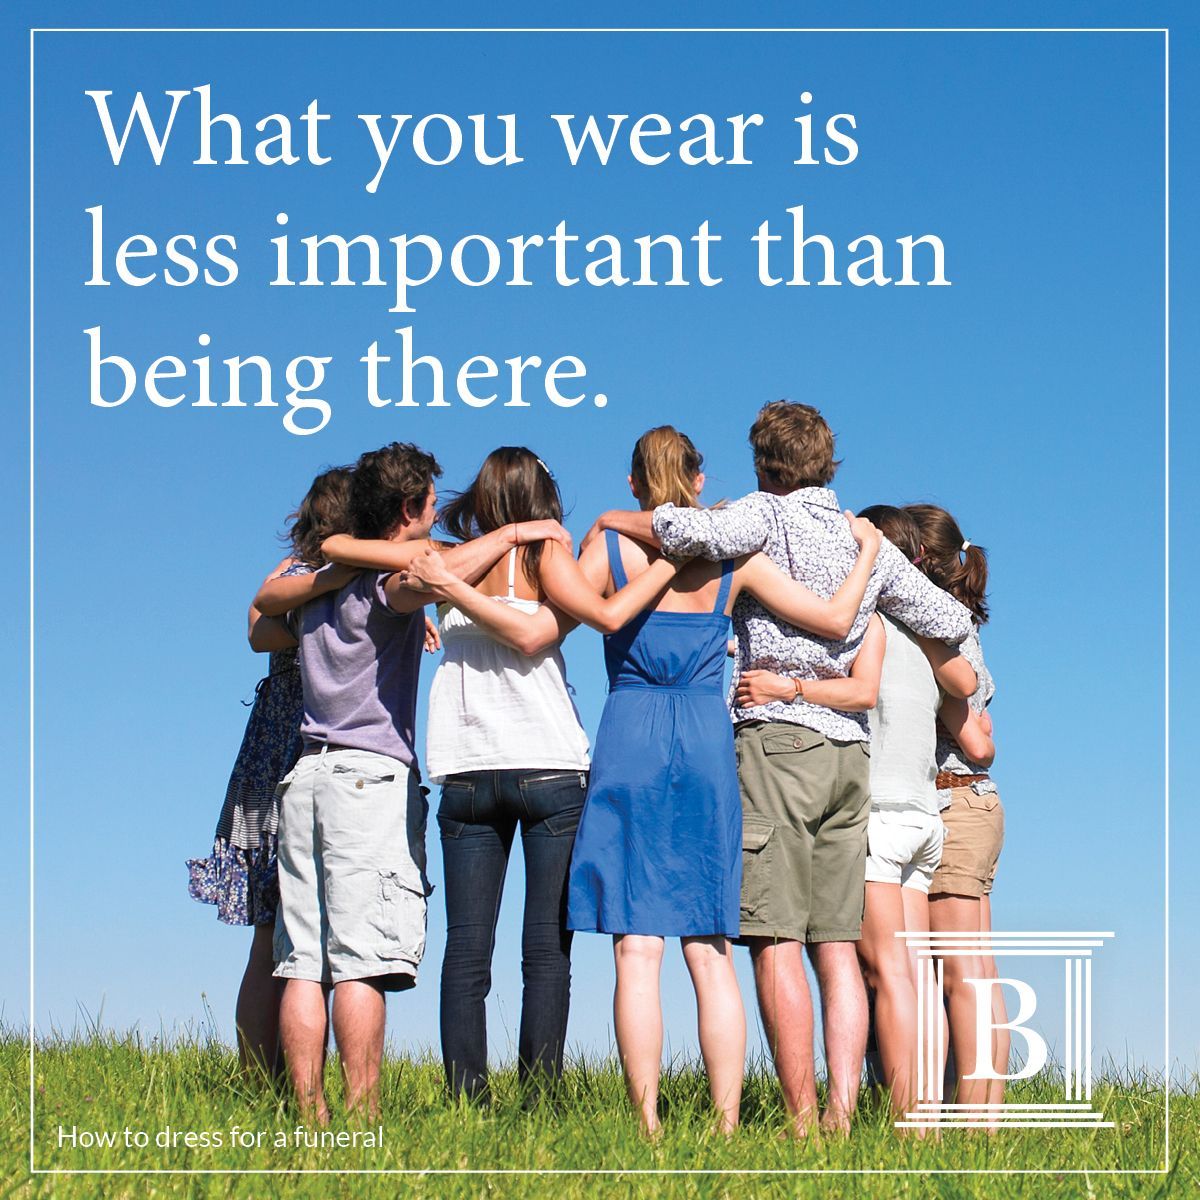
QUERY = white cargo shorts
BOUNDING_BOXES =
[273,746,431,990]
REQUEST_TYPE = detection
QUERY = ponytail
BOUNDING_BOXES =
[630,426,704,510]
[904,502,990,625]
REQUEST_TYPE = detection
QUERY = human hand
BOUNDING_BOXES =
[845,512,881,554]
[423,615,441,653]
[735,669,798,708]
[579,514,610,554]
[980,708,993,736]
[399,547,460,594]
[517,519,574,555]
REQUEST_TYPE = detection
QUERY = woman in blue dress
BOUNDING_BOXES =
[400,427,881,1133]
[570,428,883,1134]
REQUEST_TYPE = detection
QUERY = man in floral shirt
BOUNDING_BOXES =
[589,401,972,1135]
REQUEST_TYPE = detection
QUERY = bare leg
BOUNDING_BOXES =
[929,894,988,1109]
[236,925,286,1079]
[749,938,818,1136]
[980,896,1008,1123]
[681,936,745,1133]
[613,935,664,1134]
[809,940,868,1134]
[331,979,388,1119]
[857,884,919,1126]
[279,978,331,1123]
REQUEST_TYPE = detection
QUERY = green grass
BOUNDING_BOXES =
[2,1031,1194,1199]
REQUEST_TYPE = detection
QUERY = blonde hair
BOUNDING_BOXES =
[630,426,704,509]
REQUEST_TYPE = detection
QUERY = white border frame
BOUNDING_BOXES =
[26,23,1172,1179]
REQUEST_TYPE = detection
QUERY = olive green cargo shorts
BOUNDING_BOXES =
[734,721,872,944]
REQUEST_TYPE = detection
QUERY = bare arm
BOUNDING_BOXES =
[254,558,359,617]
[400,539,680,640]
[938,697,996,767]
[325,520,573,589]
[735,614,886,712]
[580,509,658,553]
[535,540,681,633]
[735,515,881,640]
[247,609,298,652]
[424,585,577,656]
[917,636,978,699]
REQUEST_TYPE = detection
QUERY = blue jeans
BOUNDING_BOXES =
[437,768,587,1100]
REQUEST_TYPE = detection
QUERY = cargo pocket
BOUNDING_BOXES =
[761,729,824,757]
[740,819,775,922]
[376,870,431,964]
[964,792,999,812]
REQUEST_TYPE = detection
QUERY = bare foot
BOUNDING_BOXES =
[819,1107,852,1137]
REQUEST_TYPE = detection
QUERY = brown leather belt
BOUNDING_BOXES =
[936,771,990,790]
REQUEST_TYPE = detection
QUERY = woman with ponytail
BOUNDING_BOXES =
[905,502,1008,1122]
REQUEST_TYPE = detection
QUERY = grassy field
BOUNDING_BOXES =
[2,1031,1193,1199]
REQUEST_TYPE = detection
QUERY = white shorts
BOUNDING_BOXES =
[864,808,944,893]
[274,747,431,990]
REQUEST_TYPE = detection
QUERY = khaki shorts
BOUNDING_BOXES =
[931,785,1004,898]
[735,721,872,943]
[274,747,431,990]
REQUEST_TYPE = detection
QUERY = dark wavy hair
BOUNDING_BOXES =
[438,447,563,586]
[905,502,989,626]
[283,465,354,566]
[857,504,922,564]
[349,442,442,540]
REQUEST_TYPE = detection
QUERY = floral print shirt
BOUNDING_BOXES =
[653,487,974,743]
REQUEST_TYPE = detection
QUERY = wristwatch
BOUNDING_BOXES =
[791,677,805,702]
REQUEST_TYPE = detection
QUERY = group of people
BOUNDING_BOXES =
[187,401,1006,1136]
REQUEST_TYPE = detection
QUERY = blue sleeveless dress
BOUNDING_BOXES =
[566,531,742,937]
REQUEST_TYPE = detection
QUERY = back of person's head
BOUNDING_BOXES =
[438,447,563,584]
[630,426,704,510]
[285,465,355,566]
[349,441,442,540]
[905,502,989,625]
[857,504,922,564]
[749,401,839,493]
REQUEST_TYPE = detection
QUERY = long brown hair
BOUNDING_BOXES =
[284,465,354,566]
[905,503,989,625]
[857,504,921,563]
[438,447,563,585]
[630,426,704,509]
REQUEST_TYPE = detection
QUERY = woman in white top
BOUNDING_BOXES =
[325,446,681,1104]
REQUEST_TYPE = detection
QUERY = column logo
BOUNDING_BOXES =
[896,931,1115,1131]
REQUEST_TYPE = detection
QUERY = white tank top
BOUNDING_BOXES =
[866,615,941,815]
[425,549,591,782]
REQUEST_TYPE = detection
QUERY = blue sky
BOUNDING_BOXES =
[2,2,1196,1084]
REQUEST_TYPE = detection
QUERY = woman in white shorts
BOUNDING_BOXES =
[852,505,993,1125]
